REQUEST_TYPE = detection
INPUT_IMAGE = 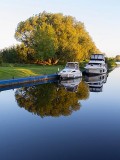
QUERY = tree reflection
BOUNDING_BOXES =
[15,81,89,118]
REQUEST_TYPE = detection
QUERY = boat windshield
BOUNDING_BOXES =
[65,63,79,69]
[88,63,102,65]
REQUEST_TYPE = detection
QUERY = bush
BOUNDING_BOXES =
[105,57,117,69]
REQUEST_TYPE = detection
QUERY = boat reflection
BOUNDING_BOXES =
[59,78,82,92]
[84,74,108,92]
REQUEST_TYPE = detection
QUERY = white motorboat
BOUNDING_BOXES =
[58,62,82,79]
[84,54,107,75]
[84,74,108,92]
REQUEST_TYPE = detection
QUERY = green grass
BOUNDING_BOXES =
[0,64,64,80]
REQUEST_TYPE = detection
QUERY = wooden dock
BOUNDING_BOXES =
[0,74,59,89]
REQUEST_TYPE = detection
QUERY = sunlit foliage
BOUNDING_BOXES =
[15,11,99,64]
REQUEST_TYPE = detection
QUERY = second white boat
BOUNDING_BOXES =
[84,54,107,75]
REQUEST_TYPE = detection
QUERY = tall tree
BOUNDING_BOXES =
[15,12,100,64]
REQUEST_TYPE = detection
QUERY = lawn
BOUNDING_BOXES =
[0,64,64,80]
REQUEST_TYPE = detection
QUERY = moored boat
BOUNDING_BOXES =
[84,54,107,75]
[58,62,82,79]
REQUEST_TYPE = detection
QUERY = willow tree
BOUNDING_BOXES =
[15,11,99,64]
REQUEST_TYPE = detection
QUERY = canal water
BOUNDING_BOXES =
[0,67,120,160]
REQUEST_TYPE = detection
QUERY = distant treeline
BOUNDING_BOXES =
[105,55,120,69]
[105,57,117,68]
[0,12,100,65]
[115,55,120,62]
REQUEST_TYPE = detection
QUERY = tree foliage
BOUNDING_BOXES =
[0,46,19,63]
[15,12,99,64]
[0,44,35,64]
[115,55,120,62]
[32,23,58,63]
[105,57,117,68]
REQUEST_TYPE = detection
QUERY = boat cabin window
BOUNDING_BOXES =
[88,63,102,65]
[65,63,79,69]
[90,54,105,61]
[90,58,104,61]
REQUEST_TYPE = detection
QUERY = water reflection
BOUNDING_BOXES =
[59,78,82,92]
[0,79,58,92]
[84,74,108,92]
[15,80,89,118]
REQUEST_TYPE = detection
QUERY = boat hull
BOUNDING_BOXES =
[85,67,107,75]
[59,73,82,79]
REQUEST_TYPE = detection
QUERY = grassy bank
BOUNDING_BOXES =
[0,64,64,80]
[0,60,116,80]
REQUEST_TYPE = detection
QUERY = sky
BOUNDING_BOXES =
[0,0,120,57]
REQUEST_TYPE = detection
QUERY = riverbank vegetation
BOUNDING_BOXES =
[115,55,120,62]
[105,57,117,70]
[0,12,117,80]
